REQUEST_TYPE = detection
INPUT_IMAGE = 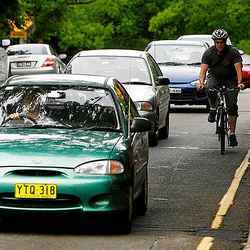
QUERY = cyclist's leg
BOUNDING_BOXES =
[225,80,239,146]
[206,76,218,122]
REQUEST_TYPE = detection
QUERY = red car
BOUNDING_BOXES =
[242,54,250,88]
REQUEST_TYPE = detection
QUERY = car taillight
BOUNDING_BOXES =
[42,57,55,67]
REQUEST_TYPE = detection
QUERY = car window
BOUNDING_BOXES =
[113,80,138,119]
[69,56,151,84]
[148,44,206,65]
[7,44,48,55]
[0,85,119,130]
[146,54,162,83]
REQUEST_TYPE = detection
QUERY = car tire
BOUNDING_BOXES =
[205,103,210,113]
[149,131,158,146]
[159,110,169,139]
[114,186,133,234]
[136,168,148,216]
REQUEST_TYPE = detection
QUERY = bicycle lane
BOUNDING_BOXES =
[196,150,250,250]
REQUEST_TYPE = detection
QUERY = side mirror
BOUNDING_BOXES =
[59,54,67,60]
[64,64,72,74]
[238,49,244,55]
[131,117,152,132]
[158,76,170,85]
[1,39,10,47]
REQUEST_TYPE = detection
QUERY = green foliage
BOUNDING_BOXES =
[0,0,20,38]
[238,40,250,54]
[2,0,250,56]
[19,0,68,42]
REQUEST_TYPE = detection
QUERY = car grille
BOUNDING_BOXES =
[6,169,64,177]
[0,193,81,209]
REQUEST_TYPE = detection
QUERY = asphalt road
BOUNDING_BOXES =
[0,90,249,250]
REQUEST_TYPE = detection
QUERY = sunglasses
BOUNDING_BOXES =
[215,41,226,45]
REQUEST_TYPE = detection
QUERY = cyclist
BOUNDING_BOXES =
[197,28,245,147]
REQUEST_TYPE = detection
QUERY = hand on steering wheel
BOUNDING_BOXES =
[1,112,37,126]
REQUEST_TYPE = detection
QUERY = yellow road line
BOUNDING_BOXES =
[197,237,214,250]
[196,150,250,250]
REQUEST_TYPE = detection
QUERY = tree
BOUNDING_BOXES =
[0,0,20,39]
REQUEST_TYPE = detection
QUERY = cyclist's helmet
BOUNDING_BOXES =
[212,29,228,40]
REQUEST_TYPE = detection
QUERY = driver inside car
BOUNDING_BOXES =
[7,91,44,124]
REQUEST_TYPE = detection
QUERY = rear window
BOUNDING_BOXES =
[7,44,48,55]
[69,56,151,84]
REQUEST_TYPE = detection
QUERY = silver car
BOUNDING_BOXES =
[65,49,170,146]
[6,43,66,77]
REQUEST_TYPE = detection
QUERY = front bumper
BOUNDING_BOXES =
[9,67,56,76]
[0,170,130,215]
[170,86,208,105]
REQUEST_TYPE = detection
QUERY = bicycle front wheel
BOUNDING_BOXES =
[220,110,226,155]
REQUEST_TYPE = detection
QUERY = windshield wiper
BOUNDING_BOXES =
[28,124,73,129]
[158,62,186,66]
[186,62,201,65]
[122,81,151,85]
[7,50,31,56]
[82,126,121,132]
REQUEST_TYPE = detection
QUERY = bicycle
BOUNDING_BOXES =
[209,86,239,155]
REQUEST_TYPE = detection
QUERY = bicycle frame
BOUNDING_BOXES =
[215,87,228,154]
[210,86,238,154]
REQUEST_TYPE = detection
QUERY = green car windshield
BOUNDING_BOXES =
[0,85,119,130]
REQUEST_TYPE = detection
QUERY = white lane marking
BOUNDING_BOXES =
[149,165,171,169]
[151,198,168,201]
[159,146,247,151]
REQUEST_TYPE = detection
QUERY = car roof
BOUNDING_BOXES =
[75,49,147,58]
[178,34,232,45]
[178,34,211,38]
[147,40,208,46]
[3,74,113,89]
[7,43,49,49]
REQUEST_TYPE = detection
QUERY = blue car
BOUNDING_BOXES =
[146,40,209,109]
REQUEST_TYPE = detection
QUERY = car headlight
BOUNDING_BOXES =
[190,79,207,86]
[74,160,124,175]
[190,80,199,86]
[135,101,153,112]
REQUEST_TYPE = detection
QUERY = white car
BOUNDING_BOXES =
[65,49,171,146]
[177,34,232,47]
[6,43,66,77]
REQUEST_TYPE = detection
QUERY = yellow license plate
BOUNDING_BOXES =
[15,183,57,199]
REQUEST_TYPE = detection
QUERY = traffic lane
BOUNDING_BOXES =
[134,97,250,249]
[0,93,249,250]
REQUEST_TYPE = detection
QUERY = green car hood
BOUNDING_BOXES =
[0,129,123,168]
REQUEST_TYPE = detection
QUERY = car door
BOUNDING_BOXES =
[146,54,170,129]
[113,80,148,193]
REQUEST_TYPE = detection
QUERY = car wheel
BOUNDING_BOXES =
[159,110,169,139]
[149,131,158,146]
[115,186,133,234]
[205,103,210,113]
[136,168,148,216]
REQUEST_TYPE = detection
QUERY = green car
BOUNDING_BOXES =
[0,74,151,233]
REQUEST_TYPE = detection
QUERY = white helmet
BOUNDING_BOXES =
[212,29,228,40]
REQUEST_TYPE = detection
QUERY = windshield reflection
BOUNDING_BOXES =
[149,45,205,65]
[0,85,119,130]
